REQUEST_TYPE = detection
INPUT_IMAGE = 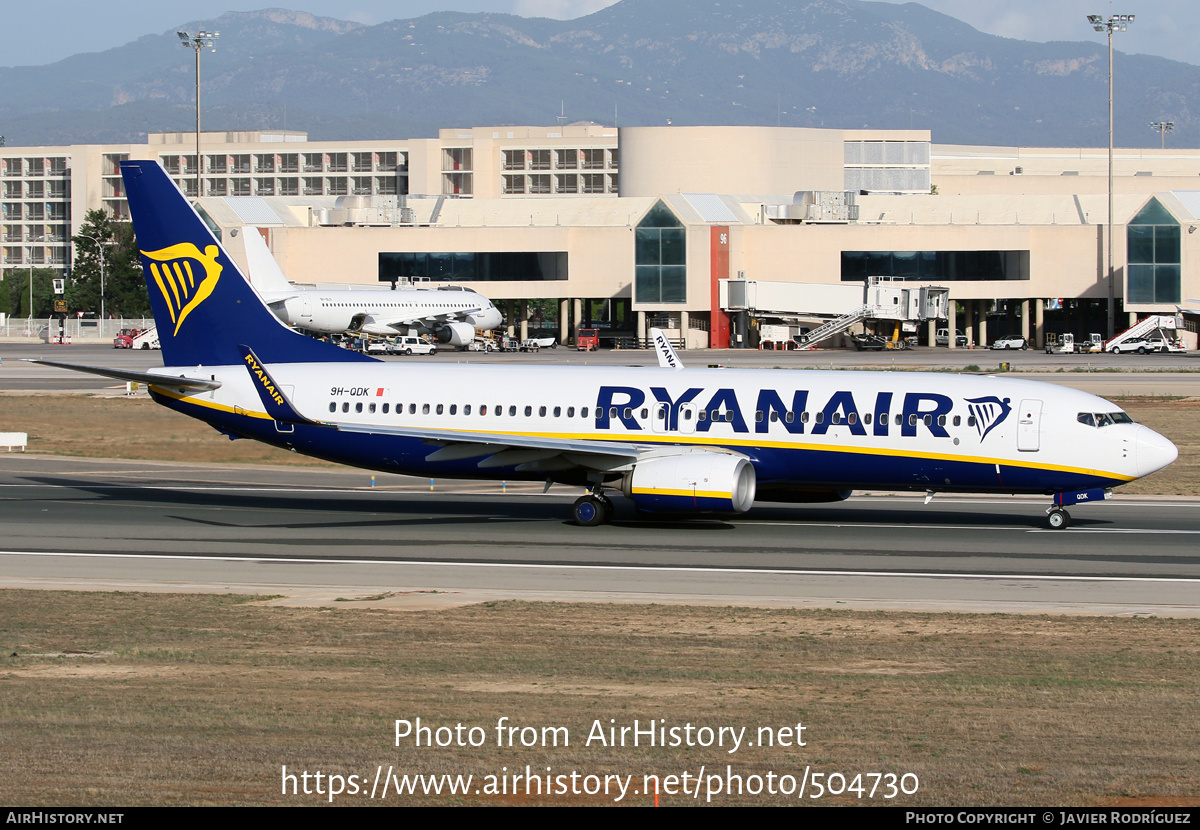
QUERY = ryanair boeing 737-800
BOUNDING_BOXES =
[30,161,1178,529]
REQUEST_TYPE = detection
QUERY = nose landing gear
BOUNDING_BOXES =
[1046,487,1112,529]
[1046,507,1070,530]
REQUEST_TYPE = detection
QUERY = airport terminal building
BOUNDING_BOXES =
[5,123,1200,348]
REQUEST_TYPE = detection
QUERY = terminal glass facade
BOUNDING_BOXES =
[635,200,686,303]
[378,251,567,282]
[1126,198,1181,304]
[841,250,1029,282]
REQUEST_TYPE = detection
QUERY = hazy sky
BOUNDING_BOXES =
[5,0,1194,68]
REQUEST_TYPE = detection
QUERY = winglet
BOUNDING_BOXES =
[237,345,317,425]
[650,327,684,371]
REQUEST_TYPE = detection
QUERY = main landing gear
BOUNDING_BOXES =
[572,490,615,526]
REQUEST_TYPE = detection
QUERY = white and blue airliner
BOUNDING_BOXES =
[31,161,1178,529]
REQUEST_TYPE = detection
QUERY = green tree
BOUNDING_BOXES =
[69,210,149,318]
[4,267,60,318]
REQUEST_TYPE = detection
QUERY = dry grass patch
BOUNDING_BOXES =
[0,393,338,467]
[2,591,1198,806]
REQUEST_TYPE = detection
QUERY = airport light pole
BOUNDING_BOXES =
[1150,120,1174,149]
[178,30,219,200]
[1087,13,1133,339]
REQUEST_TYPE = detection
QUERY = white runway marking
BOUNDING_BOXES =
[3,550,1199,585]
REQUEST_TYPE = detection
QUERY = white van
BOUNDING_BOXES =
[935,328,968,347]
[391,336,437,355]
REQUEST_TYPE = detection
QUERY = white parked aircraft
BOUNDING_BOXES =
[240,225,502,346]
[28,161,1178,529]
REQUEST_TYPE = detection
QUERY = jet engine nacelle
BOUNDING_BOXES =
[621,451,756,514]
[435,321,477,347]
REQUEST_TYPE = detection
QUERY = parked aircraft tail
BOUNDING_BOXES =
[119,160,371,368]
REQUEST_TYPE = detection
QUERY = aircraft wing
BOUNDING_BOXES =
[373,308,484,331]
[334,421,643,471]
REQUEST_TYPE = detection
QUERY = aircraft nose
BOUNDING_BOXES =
[1135,425,1178,478]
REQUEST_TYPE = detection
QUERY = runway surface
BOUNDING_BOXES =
[3,456,1199,617]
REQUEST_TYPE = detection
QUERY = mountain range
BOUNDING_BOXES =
[1,0,1196,148]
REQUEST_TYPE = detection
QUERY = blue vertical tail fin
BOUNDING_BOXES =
[120,160,372,367]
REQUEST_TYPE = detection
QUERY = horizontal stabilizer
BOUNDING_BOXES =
[20,359,222,391]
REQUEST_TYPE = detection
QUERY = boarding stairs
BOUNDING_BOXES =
[794,305,871,349]
[1104,315,1181,351]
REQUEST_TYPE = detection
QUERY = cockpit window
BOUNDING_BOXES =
[1078,411,1134,427]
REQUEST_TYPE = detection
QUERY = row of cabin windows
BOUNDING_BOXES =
[326,399,979,428]
[319,301,474,308]
[330,401,593,418]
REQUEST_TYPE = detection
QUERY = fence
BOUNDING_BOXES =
[0,317,154,341]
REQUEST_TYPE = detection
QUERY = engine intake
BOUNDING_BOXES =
[622,451,756,514]
[435,321,477,347]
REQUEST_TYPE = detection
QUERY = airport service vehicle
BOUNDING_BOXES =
[132,328,160,350]
[113,328,144,349]
[465,337,496,353]
[1106,315,1187,355]
[935,328,968,348]
[239,225,502,347]
[577,329,600,351]
[392,336,437,356]
[520,336,557,351]
[1080,333,1104,354]
[990,335,1028,351]
[1107,336,1177,355]
[28,161,1178,531]
[1045,333,1077,354]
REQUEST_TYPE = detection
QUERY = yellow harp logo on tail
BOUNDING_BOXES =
[141,243,222,336]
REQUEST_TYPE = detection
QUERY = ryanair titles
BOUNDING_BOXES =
[243,352,285,407]
[594,385,1011,441]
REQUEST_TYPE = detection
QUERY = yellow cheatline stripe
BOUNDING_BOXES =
[152,391,1134,482]
[632,487,731,499]
[152,386,274,421]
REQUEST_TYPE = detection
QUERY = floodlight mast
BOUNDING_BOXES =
[1149,121,1174,149]
[1086,13,1133,339]
[177,30,220,201]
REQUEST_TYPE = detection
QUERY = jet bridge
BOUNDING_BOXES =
[720,277,948,349]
